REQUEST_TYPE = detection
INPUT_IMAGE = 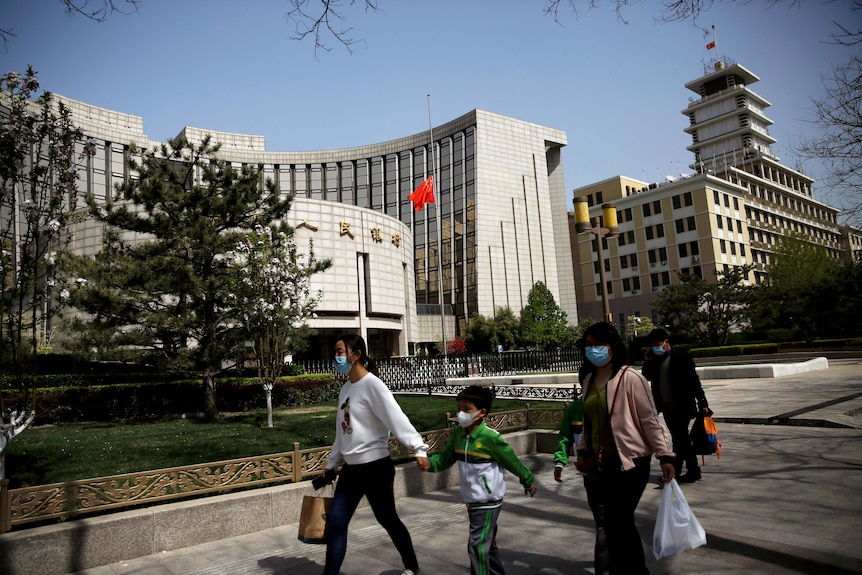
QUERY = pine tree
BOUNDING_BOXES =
[519,281,569,350]
[66,136,293,419]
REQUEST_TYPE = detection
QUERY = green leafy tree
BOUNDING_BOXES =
[519,281,569,350]
[753,234,859,342]
[226,224,330,428]
[655,266,754,346]
[626,315,656,341]
[465,306,521,353]
[66,136,293,419]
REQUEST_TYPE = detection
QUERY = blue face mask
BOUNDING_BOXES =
[651,345,667,357]
[585,345,611,367]
[333,355,353,375]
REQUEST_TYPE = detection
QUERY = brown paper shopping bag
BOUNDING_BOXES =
[298,494,333,544]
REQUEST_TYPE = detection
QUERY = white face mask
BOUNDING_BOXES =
[457,410,479,428]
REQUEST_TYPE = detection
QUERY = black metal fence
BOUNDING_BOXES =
[291,348,583,393]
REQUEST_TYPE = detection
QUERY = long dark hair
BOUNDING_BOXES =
[337,333,379,376]
[578,321,629,383]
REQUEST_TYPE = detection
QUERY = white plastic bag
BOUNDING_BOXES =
[653,478,707,559]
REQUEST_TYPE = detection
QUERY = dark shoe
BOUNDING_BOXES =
[678,470,702,484]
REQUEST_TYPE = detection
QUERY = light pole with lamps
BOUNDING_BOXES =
[574,198,619,323]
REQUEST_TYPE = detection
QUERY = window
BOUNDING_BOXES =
[726,216,733,230]
[720,239,727,254]
[737,220,743,233]
[642,203,652,217]
[690,241,700,255]
[621,257,628,269]
[713,190,720,204]
[623,278,631,291]
[730,242,737,255]
[676,219,685,233]
[733,197,739,210]
[724,194,730,208]
[596,191,604,204]
[656,223,665,238]
[687,216,696,231]
[662,271,670,285]
[653,200,662,214]
[684,192,693,206]
[630,253,638,267]
[672,195,682,209]
[633,276,641,290]
[716,215,723,229]
[659,247,667,261]
[619,233,626,246]
[740,245,746,257]
[651,273,659,288]
[649,250,657,264]
[646,227,654,240]
[627,230,635,244]
[678,243,688,257]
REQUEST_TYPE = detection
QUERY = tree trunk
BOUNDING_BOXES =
[265,387,273,428]
[203,370,219,420]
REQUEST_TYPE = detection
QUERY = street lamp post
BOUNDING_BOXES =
[574,198,619,323]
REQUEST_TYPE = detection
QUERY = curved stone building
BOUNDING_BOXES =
[57,96,575,358]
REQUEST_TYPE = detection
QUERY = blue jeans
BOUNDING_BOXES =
[322,456,419,574]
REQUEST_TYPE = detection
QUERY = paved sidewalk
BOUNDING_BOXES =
[74,359,862,575]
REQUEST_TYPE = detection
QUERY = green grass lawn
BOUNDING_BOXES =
[5,394,558,488]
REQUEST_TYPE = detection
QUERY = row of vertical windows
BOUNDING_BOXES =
[642,199,663,217]
[672,192,693,209]
[674,216,697,233]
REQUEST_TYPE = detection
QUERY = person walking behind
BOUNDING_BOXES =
[641,328,711,484]
[311,334,427,575]
[574,322,675,575]
[418,385,537,575]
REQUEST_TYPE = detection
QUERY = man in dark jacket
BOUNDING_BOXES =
[642,328,711,483]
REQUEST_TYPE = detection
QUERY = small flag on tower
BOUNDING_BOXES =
[706,41,715,50]
[408,176,435,211]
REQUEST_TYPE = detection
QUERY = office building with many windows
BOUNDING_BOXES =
[570,58,861,333]
[42,97,574,359]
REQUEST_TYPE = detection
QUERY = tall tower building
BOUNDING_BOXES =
[569,57,854,333]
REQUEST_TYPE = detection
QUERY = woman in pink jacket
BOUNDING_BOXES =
[574,321,675,575]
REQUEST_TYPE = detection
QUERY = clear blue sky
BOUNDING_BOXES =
[2,0,854,211]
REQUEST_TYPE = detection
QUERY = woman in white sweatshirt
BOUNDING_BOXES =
[312,334,428,575]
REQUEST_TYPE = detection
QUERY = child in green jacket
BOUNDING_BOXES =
[417,385,536,575]
[552,387,608,575]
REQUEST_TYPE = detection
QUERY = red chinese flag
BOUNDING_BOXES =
[706,41,716,50]
[408,177,435,211]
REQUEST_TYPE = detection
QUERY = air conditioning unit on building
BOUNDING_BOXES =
[660,260,668,265]
[631,289,639,294]
[631,265,638,271]
[692,255,700,263]
[650,262,656,268]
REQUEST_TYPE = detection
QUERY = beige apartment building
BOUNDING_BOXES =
[570,58,862,332]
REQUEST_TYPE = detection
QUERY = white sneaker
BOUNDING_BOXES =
[401,570,418,575]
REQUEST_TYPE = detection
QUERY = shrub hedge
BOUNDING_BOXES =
[2,374,339,425]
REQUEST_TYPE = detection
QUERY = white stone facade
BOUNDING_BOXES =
[52,95,574,358]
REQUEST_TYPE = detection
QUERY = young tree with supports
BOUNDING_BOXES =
[226,224,329,428]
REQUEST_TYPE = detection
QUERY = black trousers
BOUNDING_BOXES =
[663,410,699,475]
[584,455,651,575]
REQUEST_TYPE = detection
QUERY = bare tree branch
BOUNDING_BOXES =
[2,1,139,50]
[795,56,862,225]
[60,0,141,22]
[285,0,377,55]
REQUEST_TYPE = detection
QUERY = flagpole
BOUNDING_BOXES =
[427,94,446,357]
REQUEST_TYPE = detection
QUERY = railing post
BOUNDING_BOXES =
[292,442,302,483]
[1,479,10,533]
